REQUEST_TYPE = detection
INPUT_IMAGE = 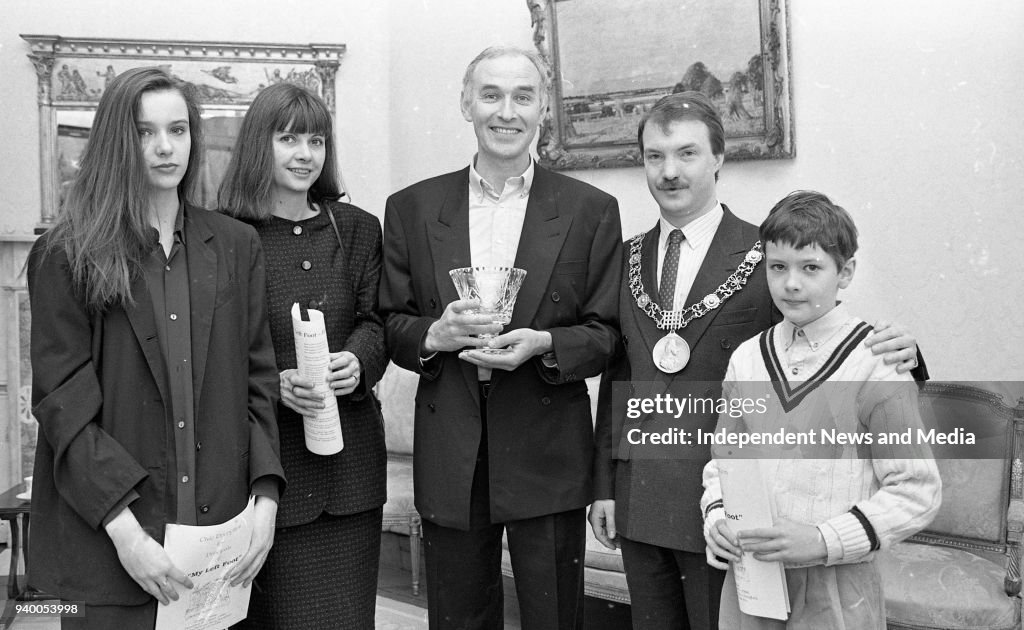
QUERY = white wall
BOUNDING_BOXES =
[386,0,535,190]
[1,0,1021,383]
[385,0,1024,383]
[0,0,393,229]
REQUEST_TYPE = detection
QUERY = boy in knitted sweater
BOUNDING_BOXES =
[700,190,941,629]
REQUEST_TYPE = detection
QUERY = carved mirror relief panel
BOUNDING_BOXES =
[22,35,346,229]
[528,0,794,170]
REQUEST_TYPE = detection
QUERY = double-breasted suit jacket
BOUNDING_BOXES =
[27,205,285,605]
[595,206,775,552]
[380,165,622,529]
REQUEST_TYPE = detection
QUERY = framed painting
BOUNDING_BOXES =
[528,0,794,170]
[21,35,346,229]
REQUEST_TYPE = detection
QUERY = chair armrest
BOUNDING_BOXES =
[1007,412,1024,597]
[1005,494,1024,595]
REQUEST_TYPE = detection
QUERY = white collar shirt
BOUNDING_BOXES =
[468,158,534,269]
[467,158,534,380]
[777,303,852,379]
[656,203,724,311]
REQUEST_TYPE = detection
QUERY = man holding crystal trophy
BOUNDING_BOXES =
[380,46,623,628]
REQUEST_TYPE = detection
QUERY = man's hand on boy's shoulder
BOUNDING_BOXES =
[863,320,920,374]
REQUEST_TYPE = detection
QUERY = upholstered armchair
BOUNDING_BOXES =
[879,382,1024,630]
[377,364,422,595]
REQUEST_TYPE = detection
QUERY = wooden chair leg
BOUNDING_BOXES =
[5,515,21,599]
[410,517,421,596]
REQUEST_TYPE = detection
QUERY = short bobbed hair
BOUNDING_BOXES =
[760,190,859,269]
[218,82,343,221]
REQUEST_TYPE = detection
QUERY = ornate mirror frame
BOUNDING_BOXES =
[21,35,346,230]
[528,0,794,170]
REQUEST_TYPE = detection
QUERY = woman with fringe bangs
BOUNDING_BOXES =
[219,82,387,629]
[26,66,284,628]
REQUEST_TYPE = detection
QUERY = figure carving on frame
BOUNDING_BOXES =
[22,35,345,227]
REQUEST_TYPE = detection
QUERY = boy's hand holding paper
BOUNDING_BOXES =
[705,518,742,569]
[739,517,828,564]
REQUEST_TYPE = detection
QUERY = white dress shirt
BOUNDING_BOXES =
[468,160,533,268]
[656,203,724,310]
[467,158,534,380]
[778,303,851,379]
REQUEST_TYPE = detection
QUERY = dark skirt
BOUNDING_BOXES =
[61,601,155,629]
[239,507,383,630]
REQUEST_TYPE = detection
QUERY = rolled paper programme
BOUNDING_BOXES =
[291,302,344,455]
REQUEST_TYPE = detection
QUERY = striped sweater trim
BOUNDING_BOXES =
[759,322,874,412]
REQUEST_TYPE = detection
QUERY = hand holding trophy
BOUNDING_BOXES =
[449,266,527,353]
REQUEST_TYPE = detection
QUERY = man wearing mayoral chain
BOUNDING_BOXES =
[589,91,925,629]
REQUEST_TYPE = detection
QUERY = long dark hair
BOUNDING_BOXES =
[49,66,204,310]
[218,82,343,221]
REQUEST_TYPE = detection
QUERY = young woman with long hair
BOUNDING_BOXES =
[27,66,284,628]
[219,82,387,629]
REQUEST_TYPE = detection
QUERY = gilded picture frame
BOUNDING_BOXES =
[528,0,794,170]
[21,35,346,229]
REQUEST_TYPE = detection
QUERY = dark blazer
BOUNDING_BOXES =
[27,205,285,605]
[380,165,622,529]
[255,201,388,528]
[594,207,775,552]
